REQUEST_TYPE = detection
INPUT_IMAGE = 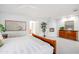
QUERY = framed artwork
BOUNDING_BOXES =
[65,21,74,30]
[5,20,26,31]
[49,28,54,32]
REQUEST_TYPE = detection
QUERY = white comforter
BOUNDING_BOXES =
[47,36,79,54]
[0,36,53,54]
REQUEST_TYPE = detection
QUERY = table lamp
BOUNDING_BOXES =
[0,32,3,40]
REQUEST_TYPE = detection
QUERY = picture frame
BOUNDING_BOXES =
[5,20,26,31]
[49,28,54,32]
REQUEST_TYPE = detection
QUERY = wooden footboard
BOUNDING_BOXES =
[32,33,56,54]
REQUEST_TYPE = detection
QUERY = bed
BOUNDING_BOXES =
[32,33,56,54]
[46,36,79,54]
[0,33,56,54]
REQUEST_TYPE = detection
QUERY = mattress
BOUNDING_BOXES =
[0,36,53,54]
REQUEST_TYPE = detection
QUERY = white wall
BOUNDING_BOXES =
[47,19,57,37]
[57,15,79,30]
[37,18,57,37]
[0,13,31,37]
[1,13,78,38]
[0,13,58,37]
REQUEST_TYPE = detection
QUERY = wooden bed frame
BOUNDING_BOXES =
[32,33,56,54]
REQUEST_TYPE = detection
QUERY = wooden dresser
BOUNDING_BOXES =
[59,30,78,41]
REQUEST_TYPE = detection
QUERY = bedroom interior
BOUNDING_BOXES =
[0,4,79,54]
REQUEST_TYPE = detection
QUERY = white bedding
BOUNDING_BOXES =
[47,36,79,54]
[0,36,53,54]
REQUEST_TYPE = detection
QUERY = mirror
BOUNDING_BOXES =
[65,21,74,30]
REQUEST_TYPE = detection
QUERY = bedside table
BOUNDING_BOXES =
[2,34,8,39]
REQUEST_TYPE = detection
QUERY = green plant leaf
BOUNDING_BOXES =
[0,24,5,32]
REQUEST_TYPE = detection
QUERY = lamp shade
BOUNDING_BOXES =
[0,33,3,40]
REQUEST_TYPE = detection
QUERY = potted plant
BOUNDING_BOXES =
[0,24,5,47]
[60,26,64,30]
[41,22,47,37]
[0,32,4,47]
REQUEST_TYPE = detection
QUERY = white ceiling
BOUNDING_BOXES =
[0,4,79,19]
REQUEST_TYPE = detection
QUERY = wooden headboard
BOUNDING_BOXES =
[32,33,56,54]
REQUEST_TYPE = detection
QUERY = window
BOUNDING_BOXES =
[29,21,37,34]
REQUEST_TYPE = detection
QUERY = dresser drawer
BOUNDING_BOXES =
[59,30,78,41]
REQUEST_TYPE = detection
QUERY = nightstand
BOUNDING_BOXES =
[2,34,8,39]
